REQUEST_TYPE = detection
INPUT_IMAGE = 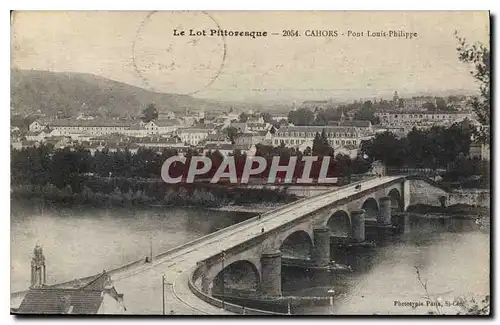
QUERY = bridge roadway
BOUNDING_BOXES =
[108,176,402,315]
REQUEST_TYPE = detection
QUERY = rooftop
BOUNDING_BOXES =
[276,125,358,134]
[36,118,134,127]
[16,271,124,315]
[205,133,229,142]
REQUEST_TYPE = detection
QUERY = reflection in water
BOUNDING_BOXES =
[10,199,252,292]
[287,217,490,315]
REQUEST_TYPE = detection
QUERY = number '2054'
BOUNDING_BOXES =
[283,30,300,37]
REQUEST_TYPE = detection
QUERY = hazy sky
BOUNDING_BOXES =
[11,11,490,102]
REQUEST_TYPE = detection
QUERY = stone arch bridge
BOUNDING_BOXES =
[195,176,409,298]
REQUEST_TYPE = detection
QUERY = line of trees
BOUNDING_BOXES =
[360,122,489,182]
[11,135,372,200]
[287,100,381,126]
[360,123,473,169]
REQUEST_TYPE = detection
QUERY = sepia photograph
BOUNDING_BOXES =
[9,10,491,316]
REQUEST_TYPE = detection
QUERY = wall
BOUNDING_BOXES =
[97,293,127,314]
[409,179,490,208]
[409,179,448,206]
[448,189,490,208]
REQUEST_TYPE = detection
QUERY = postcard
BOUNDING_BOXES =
[10,11,490,315]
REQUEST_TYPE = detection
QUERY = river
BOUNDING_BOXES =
[10,199,253,293]
[289,218,490,315]
[11,199,489,315]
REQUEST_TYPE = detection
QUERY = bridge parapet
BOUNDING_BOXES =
[189,263,285,315]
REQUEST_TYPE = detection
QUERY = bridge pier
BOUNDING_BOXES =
[260,250,282,297]
[313,228,331,266]
[350,210,366,243]
[378,197,392,225]
[199,262,210,294]
[392,213,411,234]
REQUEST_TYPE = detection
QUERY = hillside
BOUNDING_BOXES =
[10,69,231,118]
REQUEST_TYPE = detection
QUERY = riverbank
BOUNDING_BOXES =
[209,203,287,213]
[407,203,489,216]
[11,181,298,209]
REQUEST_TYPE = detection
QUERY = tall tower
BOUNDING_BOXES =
[392,91,399,105]
[30,244,46,289]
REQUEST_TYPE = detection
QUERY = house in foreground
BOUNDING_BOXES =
[12,245,126,315]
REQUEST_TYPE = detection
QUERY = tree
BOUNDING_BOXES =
[436,97,447,110]
[354,101,379,124]
[260,112,273,124]
[422,102,436,111]
[239,112,249,123]
[312,130,334,156]
[335,153,352,177]
[288,108,315,126]
[141,103,158,123]
[361,131,406,167]
[456,31,490,142]
[222,126,239,144]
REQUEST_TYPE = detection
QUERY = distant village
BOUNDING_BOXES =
[10,91,488,161]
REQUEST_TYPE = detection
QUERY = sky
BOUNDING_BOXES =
[11,11,490,102]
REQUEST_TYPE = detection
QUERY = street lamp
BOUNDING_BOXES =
[150,236,153,263]
[221,250,226,310]
[162,275,173,316]
[162,275,166,315]
[327,288,335,314]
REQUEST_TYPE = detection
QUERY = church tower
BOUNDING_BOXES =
[392,91,399,105]
[30,244,46,289]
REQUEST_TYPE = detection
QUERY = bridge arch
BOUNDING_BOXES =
[280,230,313,259]
[361,197,379,219]
[388,188,403,212]
[212,260,260,295]
[326,210,350,237]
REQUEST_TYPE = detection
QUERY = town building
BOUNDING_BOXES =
[203,133,231,146]
[271,115,288,123]
[144,119,180,135]
[202,143,257,157]
[178,127,215,146]
[44,136,72,149]
[235,130,273,146]
[27,118,184,141]
[247,116,265,124]
[470,142,490,161]
[247,122,272,132]
[25,131,49,142]
[157,111,176,120]
[375,111,474,127]
[402,97,437,110]
[29,119,133,137]
[230,122,249,133]
[391,91,437,111]
[272,125,374,150]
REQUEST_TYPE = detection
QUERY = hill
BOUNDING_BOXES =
[10,69,231,118]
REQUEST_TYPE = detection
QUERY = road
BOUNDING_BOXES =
[107,176,402,314]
